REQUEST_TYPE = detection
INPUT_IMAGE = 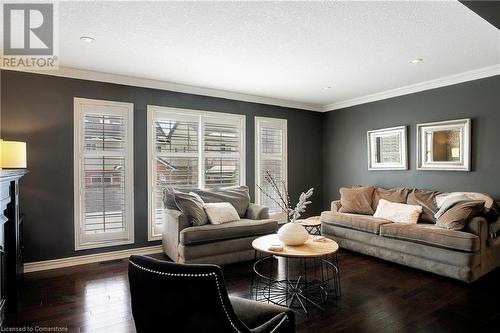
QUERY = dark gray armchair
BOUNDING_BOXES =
[162,186,278,266]
[128,255,295,333]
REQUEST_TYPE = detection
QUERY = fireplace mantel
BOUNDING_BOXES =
[0,169,27,325]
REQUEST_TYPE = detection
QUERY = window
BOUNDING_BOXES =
[74,98,134,250]
[147,106,245,240]
[255,117,287,221]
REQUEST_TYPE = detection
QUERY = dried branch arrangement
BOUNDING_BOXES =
[257,170,314,223]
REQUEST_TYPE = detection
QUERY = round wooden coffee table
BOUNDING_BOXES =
[251,234,341,314]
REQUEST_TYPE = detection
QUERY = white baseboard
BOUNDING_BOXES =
[24,245,163,273]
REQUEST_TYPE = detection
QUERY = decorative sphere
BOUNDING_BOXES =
[277,223,309,245]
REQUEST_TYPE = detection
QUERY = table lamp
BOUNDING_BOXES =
[0,140,27,169]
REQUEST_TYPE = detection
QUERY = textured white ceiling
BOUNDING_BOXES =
[44,1,500,109]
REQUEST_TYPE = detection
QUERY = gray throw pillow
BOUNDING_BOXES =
[163,187,180,210]
[192,185,250,218]
[173,190,208,226]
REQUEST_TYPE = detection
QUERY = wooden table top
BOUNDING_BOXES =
[252,234,339,258]
[296,216,321,226]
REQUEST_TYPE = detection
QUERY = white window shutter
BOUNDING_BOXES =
[74,98,134,250]
[255,117,287,220]
[147,106,245,240]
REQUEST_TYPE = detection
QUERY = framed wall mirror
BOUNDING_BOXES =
[367,126,408,170]
[417,118,471,171]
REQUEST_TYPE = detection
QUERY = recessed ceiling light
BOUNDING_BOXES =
[80,36,95,43]
[409,58,423,64]
[323,86,332,90]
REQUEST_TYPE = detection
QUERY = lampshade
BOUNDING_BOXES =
[0,140,27,168]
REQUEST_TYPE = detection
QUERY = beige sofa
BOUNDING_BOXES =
[321,190,500,283]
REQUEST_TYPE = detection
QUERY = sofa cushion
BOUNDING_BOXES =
[407,189,441,223]
[380,223,479,252]
[436,200,485,231]
[321,211,391,235]
[372,187,412,211]
[339,186,375,215]
[180,218,277,245]
[192,186,250,218]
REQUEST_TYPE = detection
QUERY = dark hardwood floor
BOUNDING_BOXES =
[6,250,500,333]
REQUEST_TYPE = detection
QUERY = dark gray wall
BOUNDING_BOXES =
[322,75,500,209]
[1,70,323,262]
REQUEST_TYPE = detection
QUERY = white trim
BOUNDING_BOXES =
[11,66,322,112]
[367,126,408,171]
[323,65,500,111]
[11,64,499,113]
[24,245,162,273]
[73,97,135,250]
[255,117,288,221]
[147,106,246,240]
[146,109,160,241]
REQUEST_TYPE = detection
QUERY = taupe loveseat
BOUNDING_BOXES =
[162,186,278,266]
[321,187,500,283]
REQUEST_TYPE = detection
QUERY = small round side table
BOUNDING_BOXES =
[296,216,321,235]
[250,234,341,314]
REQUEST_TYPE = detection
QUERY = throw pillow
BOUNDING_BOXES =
[192,185,250,217]
[173,190,209,226]
[163,187,180,210]
[373,199,423,224]
[204,202,240,225]
[372,187,412,211]
[407,189,441,223]
[189,191,204,204]
[436,200,485,231]
[339,186,375,215]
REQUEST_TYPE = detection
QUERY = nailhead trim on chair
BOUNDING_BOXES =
[130,260,289,333]
[130,260,240,332]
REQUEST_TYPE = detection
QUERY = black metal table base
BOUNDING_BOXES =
[303,224,321,235]
[250,251,341,314]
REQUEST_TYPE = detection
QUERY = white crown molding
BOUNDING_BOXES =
[24,245,163,273]
[8,66,323,112]
[7,64,499,113]
[322,65,500,112]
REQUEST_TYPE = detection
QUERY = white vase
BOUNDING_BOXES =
[277,222,309,246]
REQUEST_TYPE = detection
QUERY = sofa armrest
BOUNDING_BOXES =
[466,217,489,254]
[246,203,270,220]
[331,200,342,212]
[162,209,190,262]
[466,216,488,239]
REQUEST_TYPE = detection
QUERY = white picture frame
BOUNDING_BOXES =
[416,118,471,171]
[367,126,408,170]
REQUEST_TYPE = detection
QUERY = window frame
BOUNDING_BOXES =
[147,105,246,241]
[74,97,135,250]
[255,116,288,221]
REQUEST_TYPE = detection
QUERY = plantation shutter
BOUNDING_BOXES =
[151,113,199,237]
[255,117,287,220]
[148,107,245,240]
[75,99,134,249]
[203,119,242,189]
